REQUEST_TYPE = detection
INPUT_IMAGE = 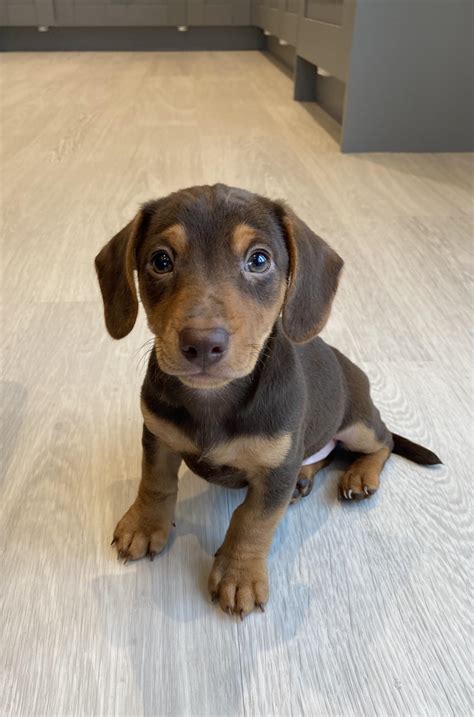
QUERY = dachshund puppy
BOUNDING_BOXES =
[95,184,440,618]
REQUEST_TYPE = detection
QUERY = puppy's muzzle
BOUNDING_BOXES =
[179,327,229,369]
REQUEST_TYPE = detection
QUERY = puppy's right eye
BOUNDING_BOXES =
[151,250,174,274]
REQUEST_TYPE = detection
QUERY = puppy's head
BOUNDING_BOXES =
[95,184,343,389]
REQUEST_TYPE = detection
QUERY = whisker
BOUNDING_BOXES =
[133,337,155,359]
[136,344,154,373]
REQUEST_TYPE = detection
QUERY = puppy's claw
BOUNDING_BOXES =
[257,602,265,613]
[363,485,370,496]
[111,537,117,546]
[171,522,176,528]
[239,610,245,622]
[226,607,233,617]
[149,551,156,562]
[211,591,218,603]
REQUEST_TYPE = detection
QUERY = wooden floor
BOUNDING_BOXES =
[1,52,472,717]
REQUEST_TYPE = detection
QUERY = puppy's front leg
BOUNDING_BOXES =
[209,467,295,618]
[112,424,181,562]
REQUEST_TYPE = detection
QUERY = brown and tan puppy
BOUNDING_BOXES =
[95,184,441,618]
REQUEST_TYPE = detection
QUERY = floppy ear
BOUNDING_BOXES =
[276,203,343,343]
[94,212,144,339]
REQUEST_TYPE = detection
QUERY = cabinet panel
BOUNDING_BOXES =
[252,0,298,46]
[305,0,343,26]
[297,0,355,81]
[263,0,280,35]
[251,0,264,27]
[280,0,297,45]
[0,0,54,25]
[53,0,186,26]
[187,0,250,26]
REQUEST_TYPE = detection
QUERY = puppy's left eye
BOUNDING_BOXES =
[151,250,174,274]
[246,250,271,274]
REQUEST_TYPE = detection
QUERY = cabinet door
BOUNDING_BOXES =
[0,0,54,25]
[280,0,298,44]
[304,0,343,25]
[297,0,355,81]
[187,0,250,25]
[262,0,280,35]
[251,1,297,46]
[251,0,264,27]
[53,0,186,26]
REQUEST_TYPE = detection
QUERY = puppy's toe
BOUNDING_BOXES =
[290,475,315,504]
[208,552,269,618]
[339,466,380,501]
[112,503,172,562]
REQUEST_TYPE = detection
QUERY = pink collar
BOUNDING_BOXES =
[302,439,337,466]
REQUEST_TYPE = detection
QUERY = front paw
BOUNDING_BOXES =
[208,550,269,618]
[112,501,173,562]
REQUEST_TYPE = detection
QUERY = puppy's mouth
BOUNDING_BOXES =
[177,372,233,389]
[158,361,248,389]
[154,340,263,389]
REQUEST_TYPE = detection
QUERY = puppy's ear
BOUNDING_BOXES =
[95,211,145,339]
[275,203,343,343]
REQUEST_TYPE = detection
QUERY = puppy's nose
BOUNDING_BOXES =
[179,327,229,367]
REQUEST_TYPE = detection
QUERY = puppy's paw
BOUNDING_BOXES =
[339,464,379,501]
[208,551,269,619]
[290,474,315,504]
[112,501,173,562]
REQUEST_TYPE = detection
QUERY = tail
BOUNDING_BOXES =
[391,433,442,465]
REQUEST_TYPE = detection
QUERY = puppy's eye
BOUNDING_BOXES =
[246,250,271,274]
[151,250,173,274]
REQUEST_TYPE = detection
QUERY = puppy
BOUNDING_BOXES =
[95,184,441,618]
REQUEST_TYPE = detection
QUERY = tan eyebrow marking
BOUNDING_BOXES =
[160,223,188,255]
[232,223,259,256]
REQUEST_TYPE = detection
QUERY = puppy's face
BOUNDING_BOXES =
[137,187,288,388]
[95,184,343,390]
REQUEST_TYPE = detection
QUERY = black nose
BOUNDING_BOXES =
[179,327,229,367]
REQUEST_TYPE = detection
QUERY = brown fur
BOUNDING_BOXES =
[112,426,181,561]
[95,184,441,617]
[209,483,285,616]
[279,208,344,343]
[339,447,391,499]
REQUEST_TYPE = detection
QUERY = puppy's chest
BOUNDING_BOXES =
[141,402,291,476]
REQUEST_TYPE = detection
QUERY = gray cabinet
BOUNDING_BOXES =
[304,0,343,25]
[262,0,280,36]
[0,0,254,26]
[279,1,298,45]
[187,1,251,26]
[251,0,264,27]
[51,0,186,26]
[251,1,298,46]
[0,0,54,25]
[1,0,471,152]
[296,0,355,82]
